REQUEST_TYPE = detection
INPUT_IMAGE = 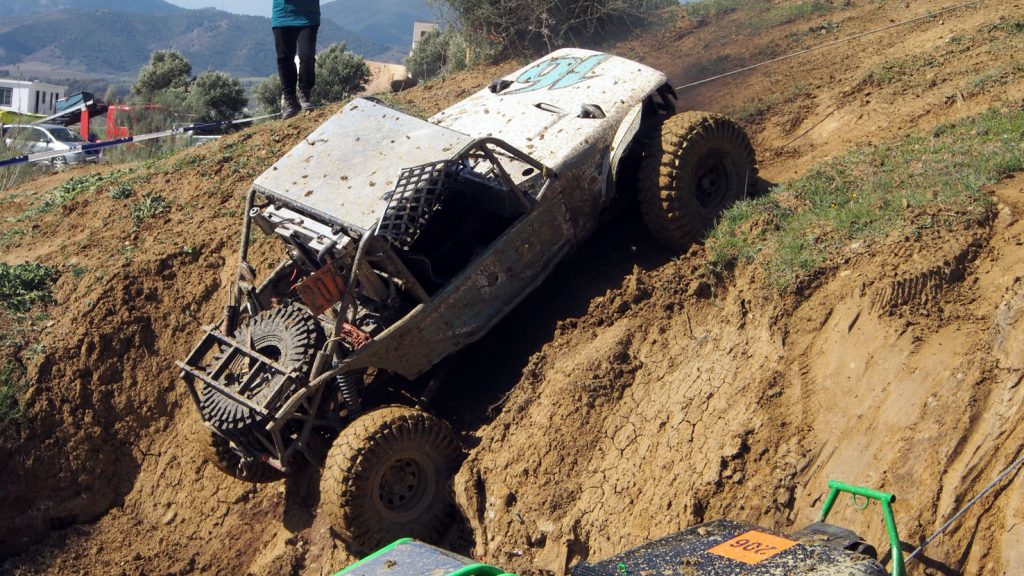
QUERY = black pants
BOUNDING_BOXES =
[274,25,318,99]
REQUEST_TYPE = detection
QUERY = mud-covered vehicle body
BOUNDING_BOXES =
[178,49,756,551]
[337,482,898,576]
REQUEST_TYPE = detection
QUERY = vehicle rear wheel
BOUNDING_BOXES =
[322,406,462,553]
[638,111,757,251]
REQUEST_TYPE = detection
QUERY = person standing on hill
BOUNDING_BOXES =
[272,0,320,119]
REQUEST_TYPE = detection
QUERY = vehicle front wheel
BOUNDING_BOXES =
[50,155,68,171]
[638,111,757,251]
[322,406,462,553]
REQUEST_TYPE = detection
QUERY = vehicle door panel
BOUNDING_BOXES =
[29,128,49,154]
[437,188,573,349]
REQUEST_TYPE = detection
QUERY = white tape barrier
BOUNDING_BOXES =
[0,113,280,169]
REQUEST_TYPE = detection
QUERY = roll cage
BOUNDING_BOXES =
[177,136,555,472]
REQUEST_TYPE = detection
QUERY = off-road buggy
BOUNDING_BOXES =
[336,482,900,576]
[177,49,757,552]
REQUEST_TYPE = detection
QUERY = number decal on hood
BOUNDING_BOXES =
[506,54,611,95]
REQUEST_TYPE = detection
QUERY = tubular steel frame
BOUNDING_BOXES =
[178,137,554,473]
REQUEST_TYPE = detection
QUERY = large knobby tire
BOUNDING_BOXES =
[323,406,462,553]
[201,427,284,483]
[200,304,323,433]
[638,111,758,251]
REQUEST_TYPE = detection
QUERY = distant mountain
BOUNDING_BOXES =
[321,0,435,52]
[0,8,391,78]
[5,0,183,18]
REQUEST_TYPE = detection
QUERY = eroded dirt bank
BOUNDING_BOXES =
[455,177,1024,575]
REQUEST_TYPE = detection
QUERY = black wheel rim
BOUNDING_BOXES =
[374,453,435,522]
[694,150,733,211]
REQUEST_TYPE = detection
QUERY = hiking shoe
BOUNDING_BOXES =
[298,92,314,111]
[281,96,301,120]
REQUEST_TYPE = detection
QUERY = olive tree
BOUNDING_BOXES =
[311,43,371,105]
[185,71,247,122]
[253,75,283,114]
[133,50,192,101]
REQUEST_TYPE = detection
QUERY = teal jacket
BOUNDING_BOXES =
[272,0,320,28]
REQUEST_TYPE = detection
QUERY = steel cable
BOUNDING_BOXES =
[905,450,1024,563]
[676,0,985,91]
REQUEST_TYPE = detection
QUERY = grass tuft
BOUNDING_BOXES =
[15,168,136,221]
[683,0,746,24]
[0,262,57,313]
[131,193,169,227]
[109,182,134,200]
[862,54,940,86]
[707,107,1023,291]
[684,0,833,31]
[372,93,429,119]
[35,173,105,214]
[746,1,831,31]
[0,227,26,249]
[728,82,809,124]
[965,61,1024,95]
[986,18,1024,36]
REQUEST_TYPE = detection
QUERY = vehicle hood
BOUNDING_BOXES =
[253,98,474,230]
[430,48,668,168]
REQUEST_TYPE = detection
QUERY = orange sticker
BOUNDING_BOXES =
[707,530,798,565]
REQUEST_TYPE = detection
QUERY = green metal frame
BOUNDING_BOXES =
[817,480,905,576]
[334,538,414,575]
[448,563,514,576]
[333,539,516,576]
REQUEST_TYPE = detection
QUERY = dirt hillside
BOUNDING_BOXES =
[2,1,1024,575]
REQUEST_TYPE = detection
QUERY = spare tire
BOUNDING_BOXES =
[200,304,323,436]
[638,111,757,250]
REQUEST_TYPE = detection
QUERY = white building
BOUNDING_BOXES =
[0,79,68,116]
[411,21,439,53]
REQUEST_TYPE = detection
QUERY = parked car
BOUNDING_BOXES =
[1,124,100,168]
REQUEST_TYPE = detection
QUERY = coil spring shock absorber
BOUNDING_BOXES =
[336,371,362,415]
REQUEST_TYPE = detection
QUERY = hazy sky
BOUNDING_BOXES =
[166,0,270,17]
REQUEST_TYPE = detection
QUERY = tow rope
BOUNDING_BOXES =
[0,112,281,169]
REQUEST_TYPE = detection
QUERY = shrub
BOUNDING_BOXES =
[311,43,371,105]
[133,50,192,101]
[253,74,283,114]
[440,0,673,55]
[406,28,471,80]
[185,71,247,122]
